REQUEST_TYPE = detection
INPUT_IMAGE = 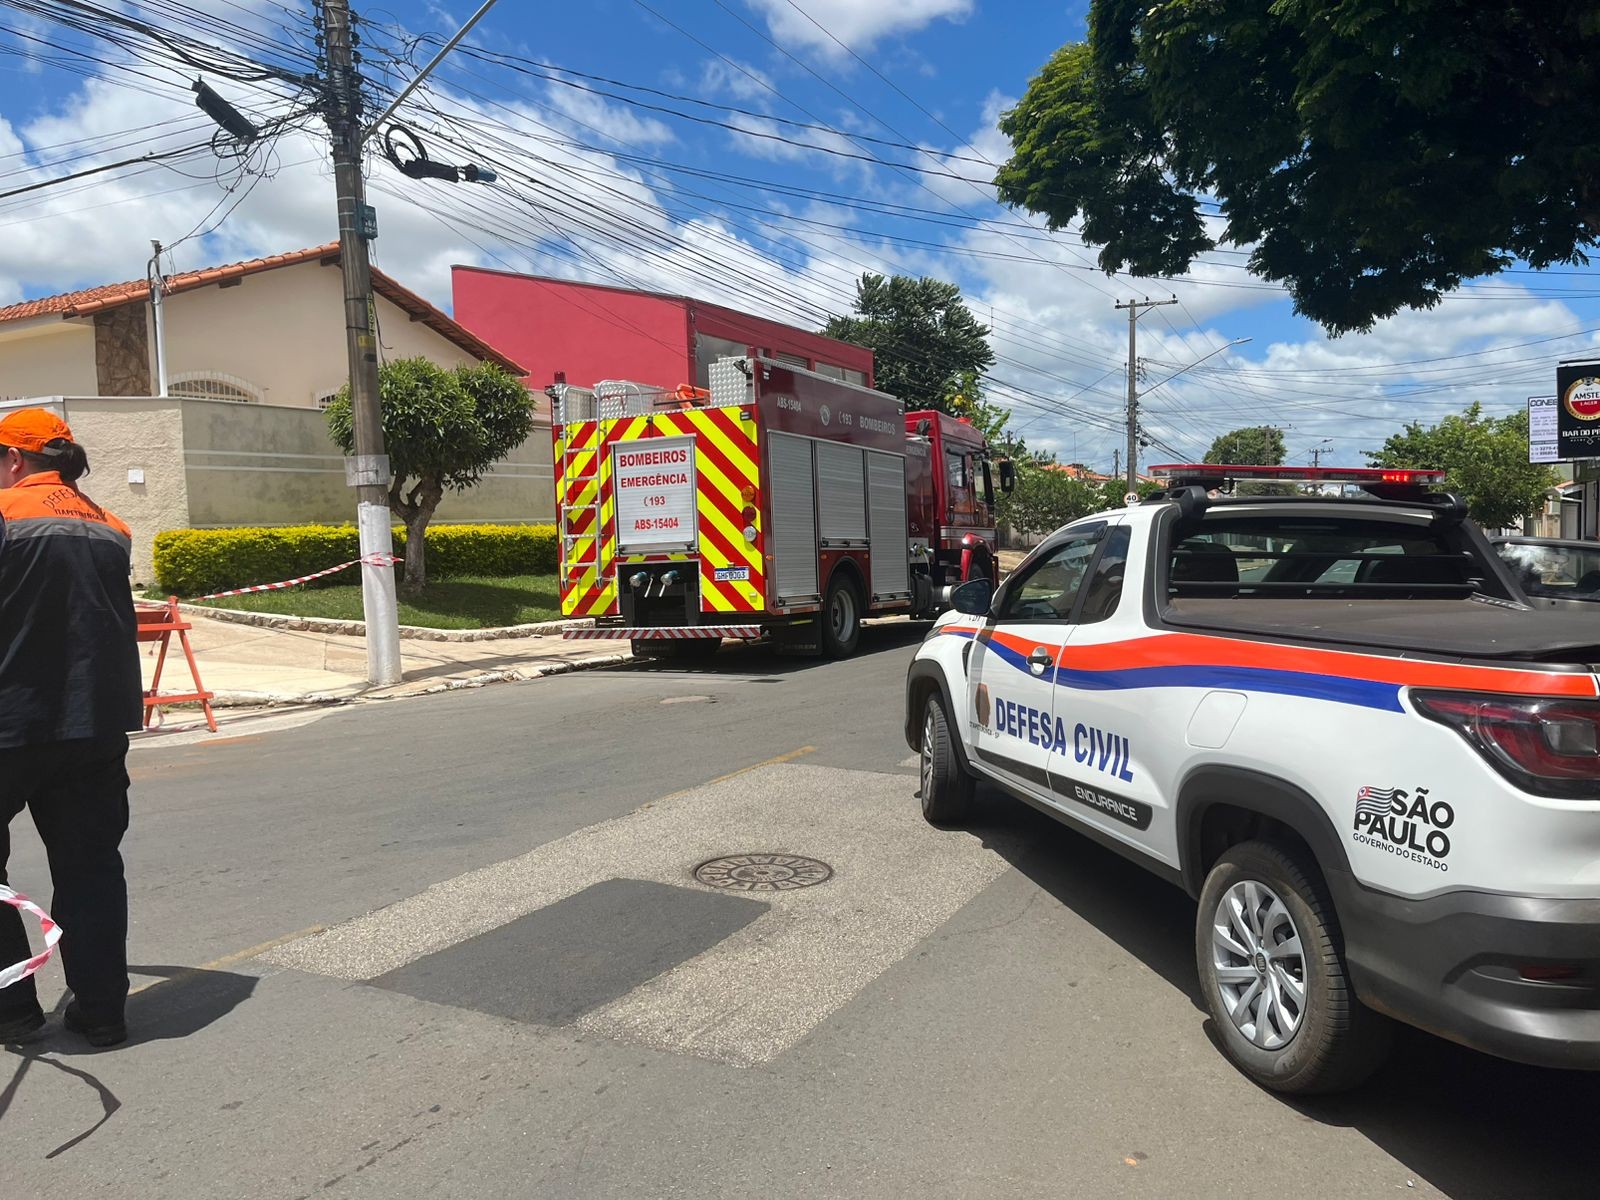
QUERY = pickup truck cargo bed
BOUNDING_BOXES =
[1163,598,1600,662]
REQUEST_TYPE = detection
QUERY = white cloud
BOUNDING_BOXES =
[541,84,675,148]
[699,57,779,106]
[743,0,973,56]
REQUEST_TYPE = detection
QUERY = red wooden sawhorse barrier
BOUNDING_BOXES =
[135,597,217,733]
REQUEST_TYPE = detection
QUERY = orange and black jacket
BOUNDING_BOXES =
[0,471,141,748]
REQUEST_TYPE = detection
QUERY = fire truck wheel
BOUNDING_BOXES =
[821,574,862,658]
[919,693,976,826]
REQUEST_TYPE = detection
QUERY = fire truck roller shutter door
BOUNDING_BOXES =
[769,432,820,600]
[817,441,868,545]
[867,451,910,596]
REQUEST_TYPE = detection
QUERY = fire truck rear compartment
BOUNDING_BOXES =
[618,562,701,627]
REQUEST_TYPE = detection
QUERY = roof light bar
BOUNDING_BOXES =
[1150,464,1446,486]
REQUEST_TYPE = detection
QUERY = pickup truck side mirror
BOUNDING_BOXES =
[949,577,993,616]
[998,459,1016,495]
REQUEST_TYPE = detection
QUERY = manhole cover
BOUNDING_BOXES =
[693,853,833,892]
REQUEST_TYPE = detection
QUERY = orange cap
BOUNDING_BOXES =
[0,408,74,453]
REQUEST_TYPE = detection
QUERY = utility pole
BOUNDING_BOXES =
[148,240,169,397]
[1114,297,1177,497]
[1112,448,1120,480]
[322,0,401,685]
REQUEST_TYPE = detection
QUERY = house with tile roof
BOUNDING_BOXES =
[0,243,522,404]
[0,246,549,584]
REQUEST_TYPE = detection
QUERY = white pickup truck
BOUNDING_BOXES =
[906,466,1600,1094]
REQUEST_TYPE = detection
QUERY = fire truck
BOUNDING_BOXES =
[551,355,1012,658]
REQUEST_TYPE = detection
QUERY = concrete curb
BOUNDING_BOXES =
[158,650,634,713]
[409,654,631,696]
[206,689,363,709]
[171,601,593,641]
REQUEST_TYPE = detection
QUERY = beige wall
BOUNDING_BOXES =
[179,397,554,530]
[66,397,189,586]
[161,260,482,407]
[0,320,97,398]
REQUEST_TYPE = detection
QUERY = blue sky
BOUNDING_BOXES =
[0,0,1596,471]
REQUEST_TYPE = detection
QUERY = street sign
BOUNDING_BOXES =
[1556,360,1600,461]
[1529,395,1558,463]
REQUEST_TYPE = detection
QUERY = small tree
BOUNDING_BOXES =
[326,357,534,591]
[1002,461,1102,537]
[1367,404,1557,531]
[1095,477,1162,511]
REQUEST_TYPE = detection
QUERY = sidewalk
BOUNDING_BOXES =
[141,611,631,710]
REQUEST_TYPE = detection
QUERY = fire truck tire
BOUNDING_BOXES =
[821,574,862,658]
[919,692,976,826]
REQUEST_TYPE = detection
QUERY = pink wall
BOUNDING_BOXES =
[452,267,692,390]
[450,269,875,391]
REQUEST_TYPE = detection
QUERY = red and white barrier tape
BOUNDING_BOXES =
[0,886,60,990]
[191,554,403,603]
[563,625,761,640]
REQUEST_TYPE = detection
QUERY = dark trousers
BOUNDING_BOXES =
[0,735,130,1022]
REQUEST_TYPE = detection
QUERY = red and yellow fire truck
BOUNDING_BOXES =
[551,355,1010,658]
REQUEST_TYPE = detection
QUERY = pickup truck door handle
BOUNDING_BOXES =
[1028,647,1054,676]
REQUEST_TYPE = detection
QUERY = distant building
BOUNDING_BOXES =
[451,268,875,395]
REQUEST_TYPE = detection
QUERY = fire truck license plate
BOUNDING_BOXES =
[614,435,698,552]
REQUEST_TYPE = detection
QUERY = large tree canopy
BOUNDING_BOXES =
[1204,426,1286,466]
[824,273,995,413]
[995,4,1600,333]
[1368,403,1556,530]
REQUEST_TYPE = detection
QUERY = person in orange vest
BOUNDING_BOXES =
[0,409,140,1047]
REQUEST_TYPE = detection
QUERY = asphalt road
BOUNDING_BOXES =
[4,623,1597,1198]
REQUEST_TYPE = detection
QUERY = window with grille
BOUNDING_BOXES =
[169,373,260,403]
[315,390,342,411]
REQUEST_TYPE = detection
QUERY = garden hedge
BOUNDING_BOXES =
[153,523,559,597]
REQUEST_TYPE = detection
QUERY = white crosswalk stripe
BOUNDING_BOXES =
[264,762,1015,1065]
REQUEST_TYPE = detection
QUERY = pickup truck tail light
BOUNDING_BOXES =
[1412,691,1600,798]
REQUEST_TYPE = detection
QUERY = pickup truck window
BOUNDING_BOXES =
[1498,542,1600,600]
[1076,526,1131,623]
[1170,516,1476,597]
[999,535,1100,621]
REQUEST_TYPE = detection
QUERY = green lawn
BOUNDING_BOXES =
[183,573,564,630]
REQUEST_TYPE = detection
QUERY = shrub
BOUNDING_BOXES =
[153,523,558,597]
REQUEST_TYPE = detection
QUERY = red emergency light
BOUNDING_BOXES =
[1149,463,1446,488]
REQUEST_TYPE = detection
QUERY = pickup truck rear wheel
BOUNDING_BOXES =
[1196,840,1391,1095]
[919,693,976,826]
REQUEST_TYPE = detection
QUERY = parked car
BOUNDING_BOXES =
[907,466,1600,1094]
[1493,536,1600,609]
